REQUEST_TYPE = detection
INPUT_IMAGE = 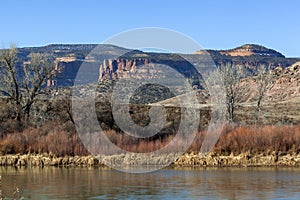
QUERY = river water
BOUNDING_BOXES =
[0,167,300,199]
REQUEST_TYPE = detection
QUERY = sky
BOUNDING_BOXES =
[1,0,299,57]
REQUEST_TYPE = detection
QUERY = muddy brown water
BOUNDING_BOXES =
[1,167,300,199]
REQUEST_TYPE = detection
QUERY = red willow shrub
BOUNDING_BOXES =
[0,127,89,156]
[214,124,300,154]
[0,124,299,156]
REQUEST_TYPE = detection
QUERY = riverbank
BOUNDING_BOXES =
[1,151,300,167]
[174,151,300,167]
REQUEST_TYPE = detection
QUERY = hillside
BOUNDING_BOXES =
[2,43,298,88]
[196,44,285,57]
[152,62,300,124]
[154,62,300,105]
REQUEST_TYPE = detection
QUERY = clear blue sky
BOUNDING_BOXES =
[1,0,299,57]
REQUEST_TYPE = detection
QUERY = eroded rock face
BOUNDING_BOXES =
[99,58,150,81]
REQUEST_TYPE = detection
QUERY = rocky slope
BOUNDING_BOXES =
[238,62,300,102]
[156,61,300,105]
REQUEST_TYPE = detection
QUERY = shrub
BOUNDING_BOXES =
[0,124,299,156]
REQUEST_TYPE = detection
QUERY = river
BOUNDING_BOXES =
[1,167,300,199]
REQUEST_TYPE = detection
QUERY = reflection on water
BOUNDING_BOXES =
[1,167,300,199]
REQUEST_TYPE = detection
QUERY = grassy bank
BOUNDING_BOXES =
[0,151,300,168]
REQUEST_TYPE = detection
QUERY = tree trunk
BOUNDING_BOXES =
[256,96,262,124]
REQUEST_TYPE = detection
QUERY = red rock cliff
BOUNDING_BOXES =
[99,58,150,81]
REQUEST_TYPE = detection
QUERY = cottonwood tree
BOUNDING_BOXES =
[255,64,274,124]
[217,62,242,122]
[0,45,58,125]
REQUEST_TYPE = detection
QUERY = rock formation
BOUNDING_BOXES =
[99,58,150,81]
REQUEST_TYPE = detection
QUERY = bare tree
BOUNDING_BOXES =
[255,64,274,123]
[218,62,242,122]
[0,45,58,124]
[0,45,22,122]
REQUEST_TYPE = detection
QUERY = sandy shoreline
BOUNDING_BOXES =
[0,151,300,168]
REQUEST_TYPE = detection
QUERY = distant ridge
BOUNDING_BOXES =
[1,43,299,88]
[195,44,285,58]
[1,43,289,59]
